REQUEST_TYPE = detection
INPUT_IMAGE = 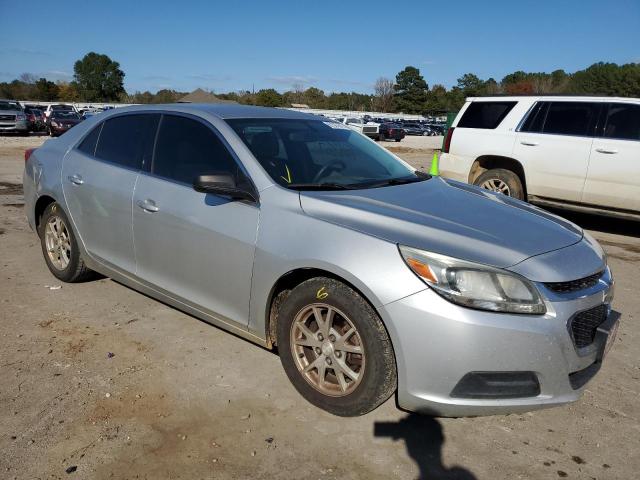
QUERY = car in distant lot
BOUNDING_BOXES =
[24,106,46,132]
[23,104,618,417]
[378,122,405,142]
[46,110,83,136]
[0,99,29,135]
[44,104,77,122]
[338,117,381,140]
[440,96,640,219]
[400,123,425,136]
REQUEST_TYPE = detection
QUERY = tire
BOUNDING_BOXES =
[473,168,524,200]
[395,138,401,142]
[379,133,386,142]
[276,277,397,416]
[48,127,54,137]
[38,202,94,282]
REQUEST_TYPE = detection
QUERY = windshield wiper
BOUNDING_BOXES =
[358,172,432,188]
[286,182,356,191]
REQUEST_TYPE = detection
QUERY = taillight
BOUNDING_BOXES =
[443,127,455,153]
[25,148,36,162]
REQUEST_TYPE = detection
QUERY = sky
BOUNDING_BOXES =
[1,0,639,94]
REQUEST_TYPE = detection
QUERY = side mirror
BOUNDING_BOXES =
[193,174,257,202]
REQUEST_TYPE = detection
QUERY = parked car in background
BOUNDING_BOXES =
[46,110,82,136]
[24,106,46,132]
[378,122,405,142]
[24,104,618,417]
[44,104,77,122]
[0,99,29,135]
[400,123,426,136]
[339,117,381,140]
[440,96,640,219]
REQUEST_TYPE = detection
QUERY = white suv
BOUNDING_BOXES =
[440,96,640,219]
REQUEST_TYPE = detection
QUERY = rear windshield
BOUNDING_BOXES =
[457,101,517,129]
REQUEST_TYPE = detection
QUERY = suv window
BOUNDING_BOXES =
[95,114,159,169]
[542,102,598,136]
[520,102,548,133]
[457,101,516,129]
[77,123,103,156]
[603,103,640,141]
[153,115,238,185]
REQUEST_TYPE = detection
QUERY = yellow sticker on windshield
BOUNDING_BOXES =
[281,164,292,184]
[316,287,328,300]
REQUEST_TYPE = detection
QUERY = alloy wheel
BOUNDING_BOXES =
[290,303,365,397]
[44,215,71,270]
[480,178,511,196]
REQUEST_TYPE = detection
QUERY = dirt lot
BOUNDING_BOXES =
[1,134,639,480]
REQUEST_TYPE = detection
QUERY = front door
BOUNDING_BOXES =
[513,101,599,202]
[132,114,259,327]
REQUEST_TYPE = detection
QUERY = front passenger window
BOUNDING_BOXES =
[153,115,238,185]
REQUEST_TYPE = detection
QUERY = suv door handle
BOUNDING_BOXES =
[137,199,159,213]
[595,148,618,154]
[520,141,539,146]
[67,174,84,185]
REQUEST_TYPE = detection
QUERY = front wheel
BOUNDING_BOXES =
[473,168,524,200]
[276,277,397,416]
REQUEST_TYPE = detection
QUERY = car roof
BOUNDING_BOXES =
[100,103,323,120]
[466,95,640,102]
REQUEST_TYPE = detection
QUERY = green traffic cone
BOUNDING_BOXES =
[429,152,439,176]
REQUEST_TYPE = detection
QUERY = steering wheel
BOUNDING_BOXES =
[312,161,346,183]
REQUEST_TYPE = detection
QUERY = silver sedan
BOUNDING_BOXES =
[23,104,618,416]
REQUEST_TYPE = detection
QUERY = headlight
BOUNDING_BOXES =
[399,246,546,314]
[51,121,59,127]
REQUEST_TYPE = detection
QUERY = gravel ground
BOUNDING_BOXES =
[0,134,638,480]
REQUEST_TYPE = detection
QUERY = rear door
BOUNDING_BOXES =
[62,114,159,273]
[514,101,599,202]
[132,114,259,327]
[583,102,640,211]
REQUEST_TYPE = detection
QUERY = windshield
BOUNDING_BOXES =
[226,118,422,189]
[0,102,22,111]
[52,111,80,119]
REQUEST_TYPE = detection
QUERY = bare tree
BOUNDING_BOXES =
[19,73,37,84]
[374,77,394,112]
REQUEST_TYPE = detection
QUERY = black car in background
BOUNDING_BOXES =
[378,123,405,142]
[46,110,82,137]
[400,122,426,135]
[24,106,46,132]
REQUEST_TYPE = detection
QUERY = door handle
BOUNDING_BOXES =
[520,141,539,146]
[67,174,84,185]
[137,199,159,213]
[595,148,618,154]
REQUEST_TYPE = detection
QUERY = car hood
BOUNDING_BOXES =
[298,177,584,268]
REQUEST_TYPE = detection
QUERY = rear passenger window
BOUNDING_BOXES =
[520,102,548,133]
[95,114,159,169]
[603,103,640,141]
[457,101,517,129]
[77,123,102,156]
[542,102,598,137]
[153,115,238,185]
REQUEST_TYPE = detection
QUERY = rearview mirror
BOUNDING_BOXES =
[193,174,257,202]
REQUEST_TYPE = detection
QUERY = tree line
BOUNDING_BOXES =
[1,52,639,114]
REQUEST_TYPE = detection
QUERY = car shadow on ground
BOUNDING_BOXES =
[547,208,640,239]
[374,414,477,480]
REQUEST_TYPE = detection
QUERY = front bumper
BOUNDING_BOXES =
[378,271,617,416]
[0,120,29,132]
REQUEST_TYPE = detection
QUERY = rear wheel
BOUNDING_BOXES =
[473,168,524,200]
[276,277,396,416]
[39,203,94,282]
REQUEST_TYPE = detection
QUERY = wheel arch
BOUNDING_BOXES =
[469,155,527,197]
[34,194,57,231]
[264,267,385,350]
